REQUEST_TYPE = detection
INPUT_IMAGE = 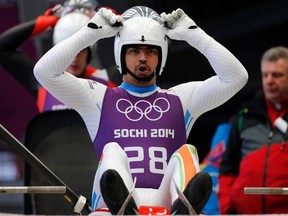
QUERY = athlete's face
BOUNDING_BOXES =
[124,45,159,86]
[261,58,288,104]
[66,48,89,77]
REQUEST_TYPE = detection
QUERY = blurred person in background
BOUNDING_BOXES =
[218,46,288,214]
[0,0,119,180]
[0,0,119,113]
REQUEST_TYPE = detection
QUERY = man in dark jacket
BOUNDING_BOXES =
[218,46,288,214]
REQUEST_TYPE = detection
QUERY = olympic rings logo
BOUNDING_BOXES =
[116,97,170,121]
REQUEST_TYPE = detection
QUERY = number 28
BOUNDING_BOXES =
[124,146,167,174]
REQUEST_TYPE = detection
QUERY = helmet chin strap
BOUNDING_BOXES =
[127,70,156,83]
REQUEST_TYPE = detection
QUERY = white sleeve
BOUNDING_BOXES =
[171,28,248,135]
[34,26,106,141]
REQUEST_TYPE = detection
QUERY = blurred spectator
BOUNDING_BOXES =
[0,0,120,180]
[218,46,288,214]
[0,0,119,113]
[200,122,232,215]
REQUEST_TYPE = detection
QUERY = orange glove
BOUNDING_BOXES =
[31,4,63,37]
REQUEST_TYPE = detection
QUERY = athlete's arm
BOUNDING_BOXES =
[0,7,59,97]
[162,9,248,134]
[0,14,58,52]
[34,8,122,140]
[171,36,247,129]
[34,27,107,140]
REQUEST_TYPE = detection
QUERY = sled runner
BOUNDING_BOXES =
[92,179,199,215]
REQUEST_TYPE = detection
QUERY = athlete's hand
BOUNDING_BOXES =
[31,4,62,36]
[87,7,122,39]
[160,8,198,41]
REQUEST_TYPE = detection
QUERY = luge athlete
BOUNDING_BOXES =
[34,6,248,215]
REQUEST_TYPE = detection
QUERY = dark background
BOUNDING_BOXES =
[1,0,288,161]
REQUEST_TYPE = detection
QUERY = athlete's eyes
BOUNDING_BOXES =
[126,48,158,55]
[127,48,139,54]
[146,49,158,55]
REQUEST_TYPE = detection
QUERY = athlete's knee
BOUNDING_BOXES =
[103,142,121,151]
[175,144,198,156]
[180,143,196,149]
[103,142,125,154]
[102,142,129,163]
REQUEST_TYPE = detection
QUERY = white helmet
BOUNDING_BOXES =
[114,6,168,76]
[61,0,99,17]
[53,12,89,45]
[63,0,99,10]
[53,12,97,61]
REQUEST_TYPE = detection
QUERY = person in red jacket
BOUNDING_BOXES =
[218,46,288,214]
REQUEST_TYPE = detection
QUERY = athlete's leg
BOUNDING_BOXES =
[100,169,138,215]
[159,144,212,214]
[170,144,200,197]
[171,171,212,214]
[91,142,135,211]
[158,144,199,203]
